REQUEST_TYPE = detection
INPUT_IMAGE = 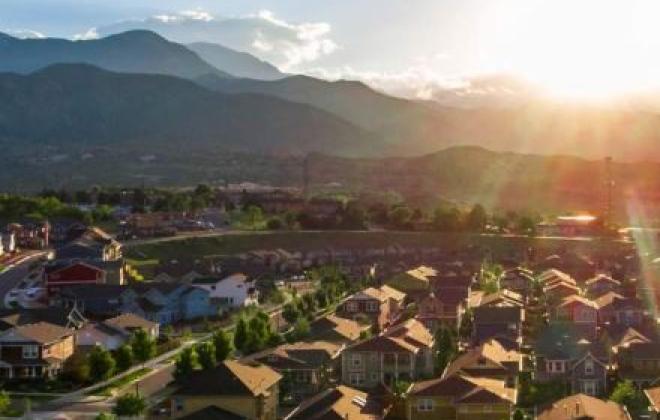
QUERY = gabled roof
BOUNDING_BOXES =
[594,291,626,309]
[0,308,86,331]
[443,338,522,378]
[176,360,281,397]
[604,326,651,350]
[410,373,516,405]
[585,274,621,287]
[538,393,630,420]
[538,269,576,285]
[350,285,406,303]
[477,289,524,308]
[246,341,343,370]
[103,313,157,332]
[558,295,598,310]
[286,385,387,420]
[310,315,369,343]
[349,319,432,353]
[0,322,72,344]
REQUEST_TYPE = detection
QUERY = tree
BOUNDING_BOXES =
[88,346,116,382]
[610,380,647,414]
[433,207,462,231]
[196,342,217,370]
[63,351,91,384]
[234,318,249,353]
[466,204,488,231]
[242,205,264,230]
[114,345,133,372]
[290,318,310,341]
[131,329,156,365]
[113,393,146,417]
[389,205,412,229]
[95,413,115,420]
[0,391,9,414]
[282,301,301,324]
[245,315,270,354]
[512,409,525,420]
[213,330,233,361]
[175,347,199,381]
[434,327,457,374]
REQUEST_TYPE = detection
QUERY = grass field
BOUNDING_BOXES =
[125,230,631,264]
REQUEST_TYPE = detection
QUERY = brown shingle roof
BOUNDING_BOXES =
[538,393,630,420]
[443,338,522,378]
[103,313,158,331]
[176,360,281,397]
[311,315,368,343]
[286,385,387,420]
[349,319,433,353]
[410,374,515,405]
[0,322,72,344]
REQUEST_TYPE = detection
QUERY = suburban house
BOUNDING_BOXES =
[644,386,660,420]
[191,273,259,309]
[6,221,49,249]
[309,314,370,345]
[442,338,523,386]
[336,285,406,331]
[585,274,622,298]
[601,325,652,355]
[595,292,628,325]
[0,307,86,332]
[415,290,465,332]
[341,319,434,388]
[386,266,436,294]
[500,267,534,297]
[245,341,343,400]
[0,321,75,379]
[44,260,125,294]
[49,219,87,244]
[611,297,648,327]
[57,282,219,325]
[537,393,630,420]
[472,306,524,347]
[538,269,577,287]
[406,373,516,420]
[475,289,525,308]
[544,280,582,302]
[617,342,660,387]
[553,295,599,340]
[534,324,609,396]
[286,385,389,420]
[55,227,122,262]
[170,360,282,420]
[76,313,159,350]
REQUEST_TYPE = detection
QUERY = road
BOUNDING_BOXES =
[0,252,47,309]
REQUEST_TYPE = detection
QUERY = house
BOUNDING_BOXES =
[56,227,121,262]
[442,338,523,386]
[538,269,577,287]
[544,280,581,302]
[286,385,389,420]
[341,319,434,388]
[500,267,534,297]
[472,306,524,347]
[76,313,158,350]
[644,386,660,420]
[534,324,609,396]
[191,273,259,309]
[124,283,218,325]
[386,266,436,293]
[170,360,282,420]
[0,307,86,332]
[553,295,599,340]
[611,297,647,327]
[415,290,465,332]
[406,373,516,420]
[475,289,525,308]
[57,284,129,318]
[537,393,630,420]
[595,292,627,325]
[336,285,406,331]
[0,321,75,379]
[6,221,49,249]
[245,341,343,400]
[617,342,660,387]
[601,325,651,355]
[44,260,118,294]
[309,315,371,345]
[585,274,621,298]
[49,219,88,244]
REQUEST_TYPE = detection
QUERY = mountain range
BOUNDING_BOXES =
[187,42,285,80]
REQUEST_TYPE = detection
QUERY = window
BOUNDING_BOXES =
[417,399,434,412]
[349,373,364,386]
[346,302,358,312]
[582,380,596,396]
[366,301,379,312]
[351,354,362,368]
[22,345,38,359]
[584,358,594,375]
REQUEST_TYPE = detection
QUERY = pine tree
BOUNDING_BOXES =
[234,318,248,353]
[213,330,233,361]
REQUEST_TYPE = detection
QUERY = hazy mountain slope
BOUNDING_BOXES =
[187,42,285,80]
[0,30,232,79]
[0,64,376,156]
[197,74,660,161]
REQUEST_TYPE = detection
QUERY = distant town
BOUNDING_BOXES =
[0,183,651,420]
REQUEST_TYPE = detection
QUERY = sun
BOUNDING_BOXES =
[496,0,660,100]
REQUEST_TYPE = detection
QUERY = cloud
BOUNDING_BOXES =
[93,9,338,72]
[72,27,99,41]
[4,29,45,39]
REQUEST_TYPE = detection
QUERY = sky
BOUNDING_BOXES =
[4,0,660,100]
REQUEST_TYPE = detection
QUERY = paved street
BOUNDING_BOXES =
[0,252,47,309]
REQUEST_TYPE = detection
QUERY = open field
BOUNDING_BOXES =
[125,230,632,264]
